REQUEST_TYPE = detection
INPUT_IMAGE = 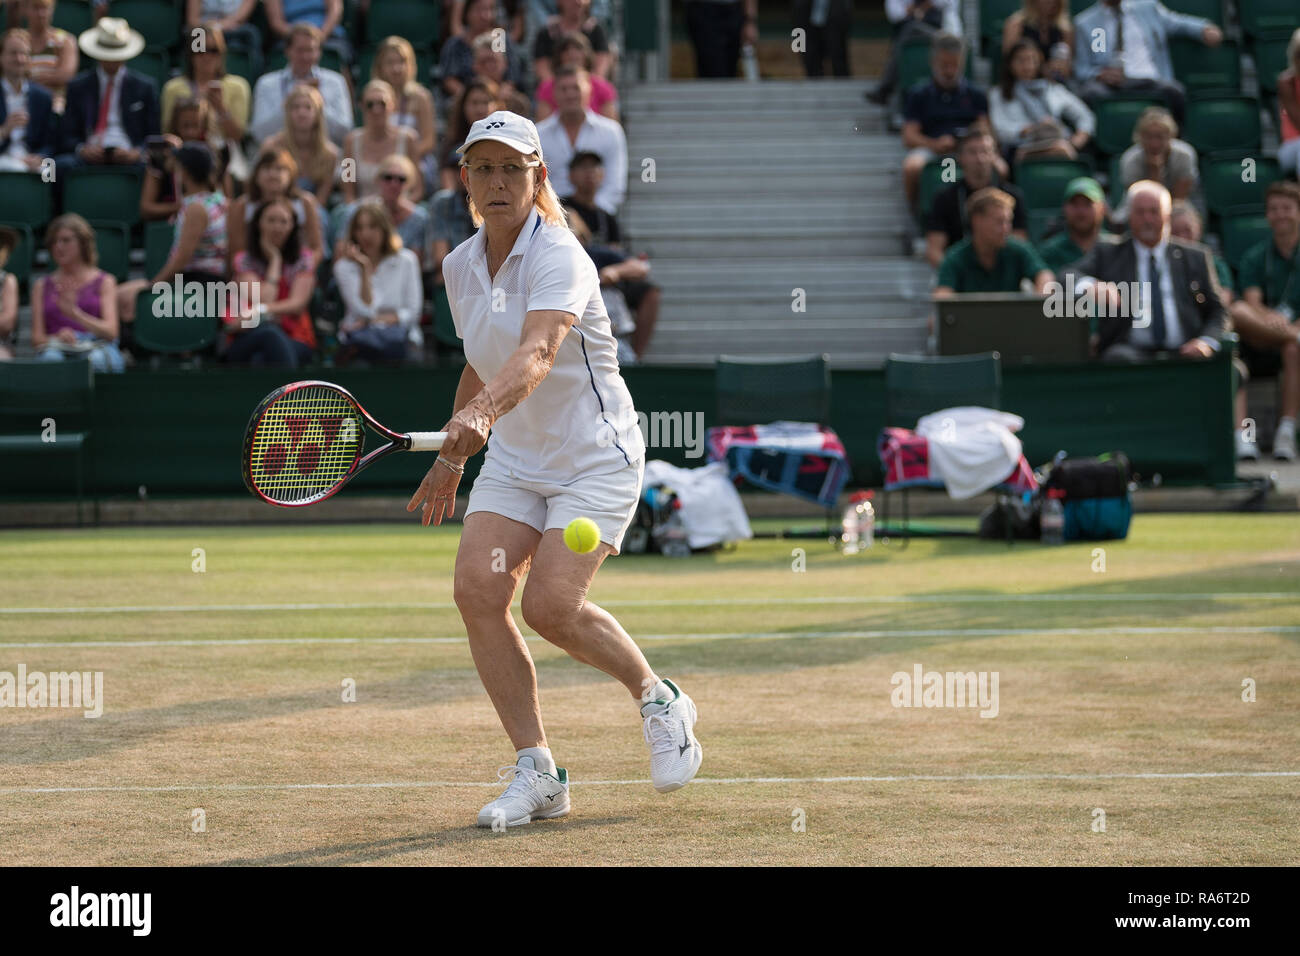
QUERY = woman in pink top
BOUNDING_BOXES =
[32,214,124,373]
[534,32,617,123]
[1278,29,1300,177]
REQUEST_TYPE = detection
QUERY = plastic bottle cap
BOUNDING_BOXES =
[850,491,873,502]
[1048,489,1066,499]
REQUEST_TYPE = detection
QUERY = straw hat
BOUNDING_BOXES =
[78,17,145,62]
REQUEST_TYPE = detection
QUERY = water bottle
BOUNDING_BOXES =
[841,491,874,554]
[741,43,760,82]
[1041,489,1065,545]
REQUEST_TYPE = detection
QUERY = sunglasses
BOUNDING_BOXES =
[363,99,387,110]
[379,172,407,183]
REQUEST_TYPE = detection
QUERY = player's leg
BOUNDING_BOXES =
[453,511,544,751]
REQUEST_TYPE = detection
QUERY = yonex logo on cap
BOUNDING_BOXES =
[485,120,506,129]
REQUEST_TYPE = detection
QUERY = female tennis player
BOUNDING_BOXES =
[407,111,702,827]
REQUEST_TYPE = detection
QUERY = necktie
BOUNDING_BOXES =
[1115,5,1125,53]
[94,72,114,137]
[1148,250,1167,348]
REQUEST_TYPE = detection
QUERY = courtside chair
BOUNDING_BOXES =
[1183,95,1263,158]
[132,288,219,361]
[106,0,182,52]
[62,167,144,229]
[1014,158,1093,212]
[0,172,54,231]
[0,359,95,525]
[714,354,831,428]
[1169,37,1240,95]
[1093,97,1161,157]
[879,351,1003,545]
[90,221,131,282]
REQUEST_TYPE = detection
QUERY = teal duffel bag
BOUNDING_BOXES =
[1043,452,1133,541]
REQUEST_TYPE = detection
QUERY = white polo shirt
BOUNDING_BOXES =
[443,209,646,483]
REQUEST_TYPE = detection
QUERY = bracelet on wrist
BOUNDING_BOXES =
[435,457,465,475]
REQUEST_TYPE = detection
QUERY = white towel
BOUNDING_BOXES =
[915,407,1025,500]
[643,460,754,549]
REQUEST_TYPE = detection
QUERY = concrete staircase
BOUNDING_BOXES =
[619,79,931,369]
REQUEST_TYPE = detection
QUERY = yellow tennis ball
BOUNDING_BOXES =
[564,517,601,553]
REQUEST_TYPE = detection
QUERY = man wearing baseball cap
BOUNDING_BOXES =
[1038,177,1110,272]
[408,110,702,828]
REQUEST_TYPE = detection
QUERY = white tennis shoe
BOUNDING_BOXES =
[641,678,702,793]
[476,756,570,828]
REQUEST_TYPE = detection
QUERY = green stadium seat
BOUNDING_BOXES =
[1093,97,1161,156]
[224,49,256,84]
[1014,158,1094,211]
[1108,153,1125,207]
[917,157,960,222]
[1253,32,1293,95]
[129,47,174,93]
[364,0,441,48]
[144,220,174,279]
[1069,0,1090,14]
[1027,208,1057,244]
[108,0,183,50]
[133,288,219,354]
[1163,0,1224,24]
[51,0,95,36]
[1183,95,1262,157]
[432,285,461,348]
[1237,0,1300,41]
[0,221,34,289]
[979,0,1020,46]
[62,167,145,228]
[0,172,54,229]
[90,221,131,282]
[1169,37,1240,93]
[1201,156,1283,217]
[1220,211,1272,269]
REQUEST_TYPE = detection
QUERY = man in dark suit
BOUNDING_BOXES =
[54,18,158,173]
[0,27,55,169]
[1068,179,1226,362]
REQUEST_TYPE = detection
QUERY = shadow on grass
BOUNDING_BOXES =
[210,815,636,865]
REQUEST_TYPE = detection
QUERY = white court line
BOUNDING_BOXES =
[4,770,1298,795]
[2,625,1298,649]
[3,592,1297,615]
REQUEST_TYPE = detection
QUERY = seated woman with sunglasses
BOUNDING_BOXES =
[333,200,423,365]
[222,197,317,366]
[332,154,431,269]
[341,80,419,204]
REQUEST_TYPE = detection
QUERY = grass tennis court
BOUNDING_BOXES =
[2,513,1297,865]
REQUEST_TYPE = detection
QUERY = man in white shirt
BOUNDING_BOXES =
[250,23,351,145]
[535,65,626,214]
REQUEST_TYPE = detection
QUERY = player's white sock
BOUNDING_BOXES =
[639,677,675,715]
[516,747,556,776]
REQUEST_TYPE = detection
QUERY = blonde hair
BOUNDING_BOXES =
[462,144,567,229]
[348,200,403,260]
[282,83,334,187]
[966,187,1016,221]
[362,78,396,111]
[1134,106,1178,141]
[379,152,419,199]
[372,36,420,97]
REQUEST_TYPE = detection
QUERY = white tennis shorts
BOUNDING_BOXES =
[463,453,646,555]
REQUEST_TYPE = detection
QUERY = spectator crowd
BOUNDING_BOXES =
[0,0,660,375]
[877,1,1300,462]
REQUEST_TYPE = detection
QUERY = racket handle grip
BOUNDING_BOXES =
[407,431,448,452]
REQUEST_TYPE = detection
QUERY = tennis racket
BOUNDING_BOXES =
[242,380,446,507]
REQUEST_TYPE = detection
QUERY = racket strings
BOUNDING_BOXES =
[248,386,363,503]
